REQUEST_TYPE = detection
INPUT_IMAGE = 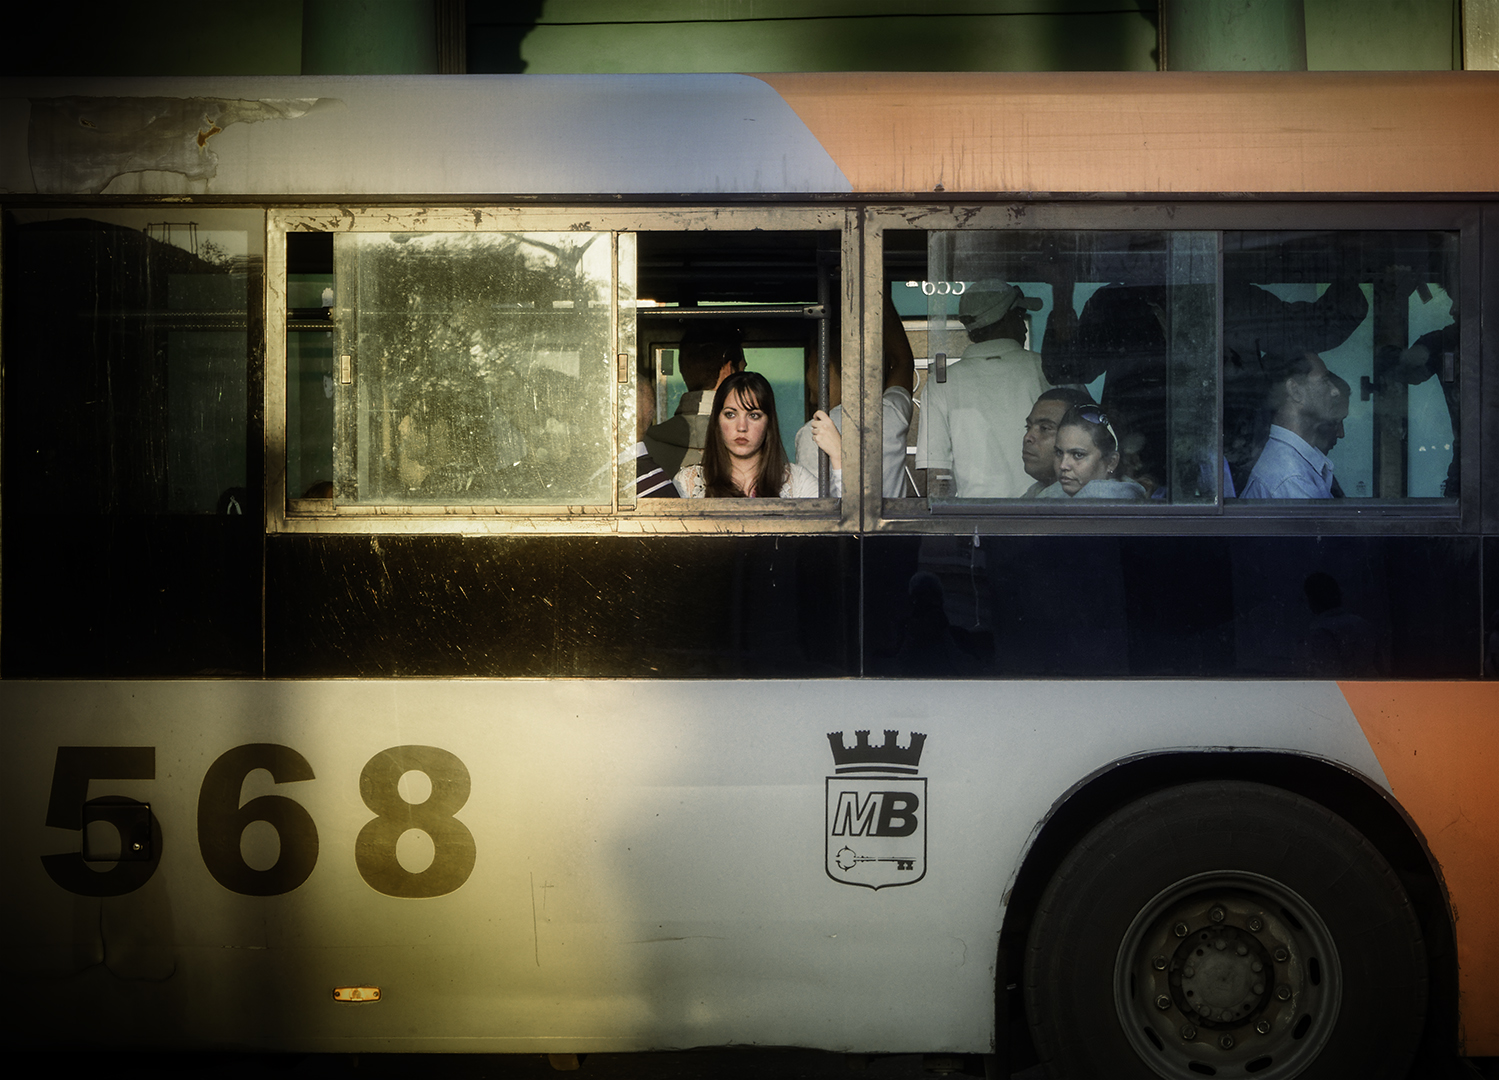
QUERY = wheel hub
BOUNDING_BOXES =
[1114,872,1341,1080]
[1171,924,1273,1027]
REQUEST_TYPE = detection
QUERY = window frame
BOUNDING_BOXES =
[265,206,859,536]
[862,201,1481,537]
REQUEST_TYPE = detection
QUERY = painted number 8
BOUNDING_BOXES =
[355,745,476,898]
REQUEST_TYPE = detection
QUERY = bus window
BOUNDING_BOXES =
[1224,230,1459,503]
[900,229,1218,506]
[635,229,841,500]
[326,231,617,507]
[3,209,263,675]
[286,231,335,501]
[282,221,846,514]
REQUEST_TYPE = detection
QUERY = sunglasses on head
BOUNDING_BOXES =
[1074,404,1119,450]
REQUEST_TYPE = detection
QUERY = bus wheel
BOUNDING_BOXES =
[1023,781,1426,1080]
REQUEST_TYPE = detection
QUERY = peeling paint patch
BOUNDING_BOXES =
[29,96,322,194]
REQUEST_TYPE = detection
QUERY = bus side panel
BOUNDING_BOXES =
[1342,682,1499,1056]
[861,534,1480,680]
[0,680,1384,1054]
[2,514,262,677]
[266,534,860,679]
[2,75,851,198]
[759,71,1499,196]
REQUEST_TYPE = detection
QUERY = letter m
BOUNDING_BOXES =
[831,790,879,836]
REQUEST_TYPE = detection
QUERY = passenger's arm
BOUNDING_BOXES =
[809,410,841,470]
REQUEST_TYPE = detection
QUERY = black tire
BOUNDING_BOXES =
[1024,781,1426,1079]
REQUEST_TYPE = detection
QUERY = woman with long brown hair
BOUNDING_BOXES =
[674,370,840,497]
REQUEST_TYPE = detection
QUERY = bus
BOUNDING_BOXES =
[2,71,1496,1080]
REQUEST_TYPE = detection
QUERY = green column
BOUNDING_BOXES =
[1467,0,1499,68]
[302,0,439,74]
[1163,0,1308,70]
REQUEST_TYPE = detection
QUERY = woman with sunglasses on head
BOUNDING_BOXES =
[1036,404,1148,501]
[675,370,841,498]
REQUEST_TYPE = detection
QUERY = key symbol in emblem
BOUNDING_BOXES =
[834,846,916,872]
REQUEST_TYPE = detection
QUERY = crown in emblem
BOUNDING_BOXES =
[827,729,926,771]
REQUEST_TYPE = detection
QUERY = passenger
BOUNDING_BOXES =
[1034,404,1148,500]
[1310,371,1351,456]
[1020,387,1095,497]
[643,329,745,476]
[795,296,916,497]
[1041,278,1169,490]
[916,280,1049,498]
[675,371,839,498]
[626,367,679,498]
[1222,267,1368,493]
[1310,371,1351,498]
[1240,351,1345,499]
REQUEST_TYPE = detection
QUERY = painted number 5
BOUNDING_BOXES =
[355,745,476,898]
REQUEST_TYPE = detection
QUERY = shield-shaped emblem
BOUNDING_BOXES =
[825,730,927,890]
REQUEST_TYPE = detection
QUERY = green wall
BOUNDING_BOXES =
[1306,0,1461,70]
[0,0,1479,77]
[469,0,1161,74]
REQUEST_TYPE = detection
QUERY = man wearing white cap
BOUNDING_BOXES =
[917,280,1049,498]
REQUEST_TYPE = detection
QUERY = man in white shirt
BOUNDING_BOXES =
[917,280,1048,498]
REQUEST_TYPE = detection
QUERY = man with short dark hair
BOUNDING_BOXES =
[1310,370,1353,498]
[1020,387,1094,497]
[1241,351,1345,499]
[642,333,745,476]
[626,363,679,499]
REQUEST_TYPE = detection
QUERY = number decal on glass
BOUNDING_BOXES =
[355,745,476,898]
[197,743,319,896]
[41,747,161,897]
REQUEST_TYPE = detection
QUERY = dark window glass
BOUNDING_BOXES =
[2,210,263,675]
[1224,230,1459,502]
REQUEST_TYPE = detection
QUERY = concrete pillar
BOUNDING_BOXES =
[1466,0,1499,68]
[1163,0,1308,71]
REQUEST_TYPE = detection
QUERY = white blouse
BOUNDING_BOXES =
[673,462,840,498]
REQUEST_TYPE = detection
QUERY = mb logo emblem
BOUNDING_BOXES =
[825,729,926,890]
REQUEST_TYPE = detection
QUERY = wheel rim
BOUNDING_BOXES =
[1113,871,1341,1079]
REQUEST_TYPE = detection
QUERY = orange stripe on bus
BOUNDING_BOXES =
[1341,682,1499,1055]
[756,71,1499,195]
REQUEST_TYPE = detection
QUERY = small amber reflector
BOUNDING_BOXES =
[332,987,381,1003]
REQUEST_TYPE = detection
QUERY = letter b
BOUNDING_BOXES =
[875,791,920,837]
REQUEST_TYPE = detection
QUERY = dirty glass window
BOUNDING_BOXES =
[325,231,615,506]
[898,230,1217,506]
[1223,231,1459,503]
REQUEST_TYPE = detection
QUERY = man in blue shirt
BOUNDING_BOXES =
[1242,351,1346,499]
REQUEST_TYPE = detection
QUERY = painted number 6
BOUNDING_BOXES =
[198,743,319,896]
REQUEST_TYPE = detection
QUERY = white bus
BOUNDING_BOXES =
[2,72,1496,1079]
